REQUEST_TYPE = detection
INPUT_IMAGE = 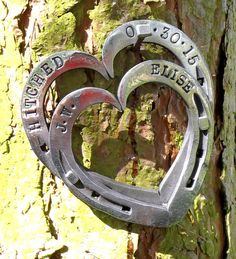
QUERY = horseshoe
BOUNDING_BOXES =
[21,51,109,177]
[117,60,213,223]
[49,60,213,226]
[102,20,213,106]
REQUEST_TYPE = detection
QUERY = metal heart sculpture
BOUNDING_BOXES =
[21,20,213,227]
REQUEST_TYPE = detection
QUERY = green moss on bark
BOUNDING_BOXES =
[89,0,152,55]
[33,13,77,56]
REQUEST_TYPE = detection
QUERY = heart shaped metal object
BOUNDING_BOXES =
[21,20,214,226]
[49,60,213,226]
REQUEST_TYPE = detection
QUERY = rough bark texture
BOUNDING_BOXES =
[0,0,235,258]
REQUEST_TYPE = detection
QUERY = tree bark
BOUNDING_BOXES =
[0,0,235,258]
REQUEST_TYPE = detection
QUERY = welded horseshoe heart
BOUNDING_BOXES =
[49,60,213,227]
[21,20,214,227]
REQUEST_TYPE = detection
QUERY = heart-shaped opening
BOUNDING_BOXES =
[42,54,188,191]
[70,84,187,190]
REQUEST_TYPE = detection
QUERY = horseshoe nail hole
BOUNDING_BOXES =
[186,160,201,189]
[197,149,203,158]
[153,28,157,32]
[121,205,131,213]
[186,178,194,188]
[193,93,204,116]
[40,143,49,152]
[91,191,100,199]
[63,121,66,124]
[71,104,76,109]
[101,198,132,215]
[74,180,84,189]
[151,101,156,111]
[104,184,112,190]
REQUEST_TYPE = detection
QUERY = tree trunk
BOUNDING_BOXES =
[0,0,235,258]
